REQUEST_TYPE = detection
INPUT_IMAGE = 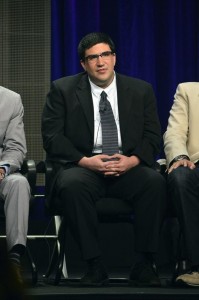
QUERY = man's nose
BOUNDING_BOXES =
[96,55,104,64]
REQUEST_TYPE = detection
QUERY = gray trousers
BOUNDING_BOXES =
[0,173,30,251]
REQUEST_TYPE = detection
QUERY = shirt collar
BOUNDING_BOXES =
[89,73,116,98]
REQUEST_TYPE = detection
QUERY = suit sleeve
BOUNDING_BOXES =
[42,82,84,163]
[0,94,27,173]
[163,83,189,166]
[130,83,162,166]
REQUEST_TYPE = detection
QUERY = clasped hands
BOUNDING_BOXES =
[78,154,140,177]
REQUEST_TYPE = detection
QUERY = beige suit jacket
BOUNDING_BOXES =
[163,82,199,166]
[0,86,27,173]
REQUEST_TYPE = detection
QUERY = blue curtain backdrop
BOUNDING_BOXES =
[51,0,199,156]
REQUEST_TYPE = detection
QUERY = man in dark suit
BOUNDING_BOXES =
[42,32,167,287]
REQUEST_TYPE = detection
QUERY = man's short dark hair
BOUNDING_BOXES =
[78,32,116,61]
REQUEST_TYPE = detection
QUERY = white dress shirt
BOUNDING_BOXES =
[89,75,122,153]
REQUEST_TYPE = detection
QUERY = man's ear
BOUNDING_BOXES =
[80,60,86,71]
[113,53,116,67]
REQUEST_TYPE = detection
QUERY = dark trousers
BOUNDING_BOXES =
[55,164,167,261]
[168,164,199,266]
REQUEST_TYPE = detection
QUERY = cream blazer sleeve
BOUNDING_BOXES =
[163,82,199,166]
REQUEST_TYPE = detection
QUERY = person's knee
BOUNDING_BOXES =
[6,175,30,202]
[59,176,85,196]
[168,166,191,186]
[7,173,27,183]
[146,170,166,191]
[11,175,30,191]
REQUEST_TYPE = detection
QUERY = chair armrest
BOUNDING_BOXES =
[155,159,167,175]
[36,160,53,174]
[21,159,37,195]
[36,160,53,196]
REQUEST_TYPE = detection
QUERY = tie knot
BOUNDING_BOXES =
[101,91,107,99]
[99,91,108,113]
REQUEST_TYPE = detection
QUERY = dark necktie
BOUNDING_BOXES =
[99,91,119,155]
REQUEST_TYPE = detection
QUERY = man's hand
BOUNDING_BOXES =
[78,154,116,174]
[0,168,5,182]
[168,159,195,174]
[78,154,140,177]
[103,154,140,176]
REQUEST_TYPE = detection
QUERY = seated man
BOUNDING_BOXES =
[42,32,167,287]
[0,86,30,285]
[164,82,199,287]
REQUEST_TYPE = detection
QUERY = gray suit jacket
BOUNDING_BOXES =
[0,86,27,173]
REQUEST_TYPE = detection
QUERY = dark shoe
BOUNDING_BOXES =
[129,261,161,287]
[1,261,25,297]
[10,262,24,286]
[80,263,109,286]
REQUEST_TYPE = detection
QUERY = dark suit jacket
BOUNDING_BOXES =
[42,72,161,211]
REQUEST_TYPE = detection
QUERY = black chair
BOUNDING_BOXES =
[0,159,38,286]
[36,160,167,285]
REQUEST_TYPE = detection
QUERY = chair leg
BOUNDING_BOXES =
[54,237,66,285]
[43,241,58,279]
[43,217,66,285]
[26,244,38,286]
[171,229,187,285]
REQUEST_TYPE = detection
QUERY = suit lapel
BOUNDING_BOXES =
[76,74,94,137]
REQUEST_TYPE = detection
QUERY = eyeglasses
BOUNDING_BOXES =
[84,51,114,63]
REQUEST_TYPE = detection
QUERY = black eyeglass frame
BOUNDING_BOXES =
[83,51,115,62]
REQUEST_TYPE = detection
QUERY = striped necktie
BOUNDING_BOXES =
[99,91,119,155]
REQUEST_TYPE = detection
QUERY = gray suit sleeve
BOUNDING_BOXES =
[0,93,27,173]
